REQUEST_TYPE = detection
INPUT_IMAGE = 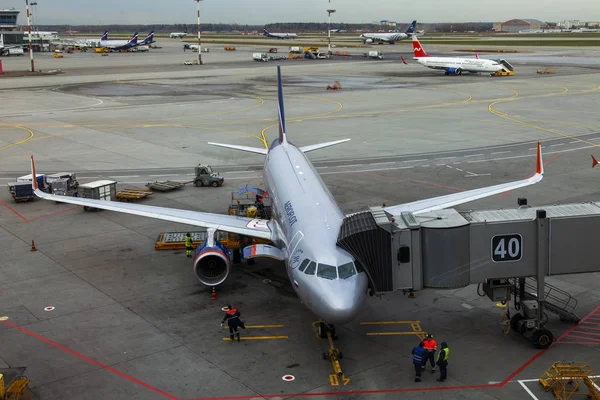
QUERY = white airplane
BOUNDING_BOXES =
[263,28,297,39]
[360,20,417,44]
[170,32,188,39]
[99,31,139,51]
[411,35,505,75]
[28,65,544,338]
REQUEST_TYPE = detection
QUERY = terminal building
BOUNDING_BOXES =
[493,18,543,32]
[0,8,24,48]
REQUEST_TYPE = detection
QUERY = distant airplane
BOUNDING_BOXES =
[0,34,23,55]
[139,31,155,46]
[28,65,545,336]
[411,35,504,75]
[99,30,139,51]
[170,32,187,39]
[359,20,417,44]
[263,28,298,39]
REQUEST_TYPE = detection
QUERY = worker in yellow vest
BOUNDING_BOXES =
[185,233,193,258]
[436,341,450,382]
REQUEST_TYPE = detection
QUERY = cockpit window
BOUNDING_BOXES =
[337,262,357,279]
[304,261,317,275]
[317,263,338,280]
[298,259,310,272]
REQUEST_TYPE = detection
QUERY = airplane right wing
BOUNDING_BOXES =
[382,142,544,216]
[29,157,274,241]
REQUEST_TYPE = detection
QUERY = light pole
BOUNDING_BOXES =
[24,0,35,71]
[195,0,204,65]
[326,1,336,55]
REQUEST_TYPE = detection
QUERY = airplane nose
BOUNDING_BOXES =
[317,276,368,325]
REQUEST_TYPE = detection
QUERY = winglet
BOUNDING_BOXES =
[276,65,287,144]
[536,141,543,175]
[592,155,598,168]
[30,155,39,190]
[401,56,407,65]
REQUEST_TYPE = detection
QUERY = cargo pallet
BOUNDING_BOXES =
[145,180,186,192]
[116,189,153,202]
[492,70,514,76]
[155,230,271,251]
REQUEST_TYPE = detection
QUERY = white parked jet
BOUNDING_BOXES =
[99,31,139,51]
[170,32,187,39]
[29,65,544,338]
[360,20,417,44]
[411,35,504,75]
[263,28,297,39]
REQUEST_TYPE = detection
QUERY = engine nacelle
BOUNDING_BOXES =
[365,39,373,44]
[193,239,231,286]
[446,67,461,75]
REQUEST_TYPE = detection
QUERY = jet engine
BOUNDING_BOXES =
[365,39,373,44]
[445,67,462,75]
[193,239,231,286]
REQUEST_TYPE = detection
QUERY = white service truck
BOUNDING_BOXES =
[253,52,269,62]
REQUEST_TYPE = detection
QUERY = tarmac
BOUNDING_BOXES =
[1,38,600,400]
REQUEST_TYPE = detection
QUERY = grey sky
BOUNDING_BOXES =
[2,0,599,25]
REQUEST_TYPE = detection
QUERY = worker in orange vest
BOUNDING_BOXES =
[422,333,438,373]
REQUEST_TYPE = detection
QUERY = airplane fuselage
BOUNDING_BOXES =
[415,56,503,73]
[263,139,368,325]
[360,32,407,44]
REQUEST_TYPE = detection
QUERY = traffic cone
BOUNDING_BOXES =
[592,155,598,168]
[31,240,37,252]
[408,290,415,299]
[210,286,217,300]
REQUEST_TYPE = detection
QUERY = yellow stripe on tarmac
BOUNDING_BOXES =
[360,321,420,325]
[223,324,284,329]
[222,336,288,341]
[366,332,425,336]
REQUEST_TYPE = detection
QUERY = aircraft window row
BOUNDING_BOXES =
[298,258,357,280]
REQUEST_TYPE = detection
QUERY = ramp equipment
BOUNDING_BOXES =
[145,180,185,192]
[539,361,600,400]
[116,188,153,202]
[0,374,33,400]
[313,321,350,387]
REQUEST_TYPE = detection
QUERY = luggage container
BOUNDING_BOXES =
[78,180,116,211]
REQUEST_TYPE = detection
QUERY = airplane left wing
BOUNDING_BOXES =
[28,157,274,241]
[382,142,544,216]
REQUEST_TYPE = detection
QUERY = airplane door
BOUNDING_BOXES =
[289,231,305,269]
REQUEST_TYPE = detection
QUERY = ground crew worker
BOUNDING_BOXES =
[423,333,438,372]
[436,341,450,382]
[221,304,246,342]
[412,341,425,382]
[185,233,193,258]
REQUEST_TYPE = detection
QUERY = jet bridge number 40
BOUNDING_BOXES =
[491,234,523,262]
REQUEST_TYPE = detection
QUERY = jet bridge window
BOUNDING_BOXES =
[317,263,338,280]
[337,262,357,279]
[304,261,317,275]
[298,259,310,272]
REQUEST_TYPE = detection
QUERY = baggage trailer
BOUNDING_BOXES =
[7,182,35,203]
[78,180,116,211]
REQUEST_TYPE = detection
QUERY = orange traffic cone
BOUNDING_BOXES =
[31,240,37,252]
[592,155,598,168]
[210,286,217,300]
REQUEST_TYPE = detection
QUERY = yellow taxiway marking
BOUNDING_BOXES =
[222,336,288,341]
[0,317,8,321]
[360,320,420,325]
[0,125,35,152]
[329,373,351,386]
[223,324,284,329]
[366,332,426,336]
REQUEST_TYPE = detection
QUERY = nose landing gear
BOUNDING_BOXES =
[313,321,350,386]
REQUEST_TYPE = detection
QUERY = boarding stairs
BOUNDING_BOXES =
[498,59,514,72]
[512,277,581,323]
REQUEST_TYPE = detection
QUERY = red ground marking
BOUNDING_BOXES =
[4,299,600,400]
[27,206,80,221]
[1,320,179,400]
[0,199,29,222]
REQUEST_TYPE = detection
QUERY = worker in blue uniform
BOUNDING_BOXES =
[412,341,426,382]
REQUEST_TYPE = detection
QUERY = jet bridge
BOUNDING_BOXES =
[337,199,600,348]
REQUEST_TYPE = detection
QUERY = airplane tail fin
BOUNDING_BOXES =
[276,65,287,145]
[101,30,108,41]
[592,155,598,168]
[401,56,407,64]
[412,36,429,57]
[145,31,154,43]
[129,33,138,45]
[263,28,270,36]
[475,53,479,59]
[405,20,417,35]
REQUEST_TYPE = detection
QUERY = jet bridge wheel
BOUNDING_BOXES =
[531,328,554,349]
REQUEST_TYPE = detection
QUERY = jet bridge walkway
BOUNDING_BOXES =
[337,199,600,348]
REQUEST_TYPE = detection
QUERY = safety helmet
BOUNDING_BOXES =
[426,333,433,339]
[186,232,191,236]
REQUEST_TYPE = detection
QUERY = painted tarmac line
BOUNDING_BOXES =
[222,336,288,341]
[519,381,539,400]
